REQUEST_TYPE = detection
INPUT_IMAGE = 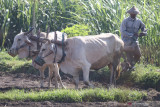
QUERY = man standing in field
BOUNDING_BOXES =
[120,6,147,70]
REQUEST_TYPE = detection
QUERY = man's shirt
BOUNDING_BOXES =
[120,17,146,41]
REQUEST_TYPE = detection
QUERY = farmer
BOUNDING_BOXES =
[120,6,147,69]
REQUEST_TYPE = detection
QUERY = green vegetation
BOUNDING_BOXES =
[89,62,160,91]
[0,0,159,65]
[0,88,146,103]
[117,63,160,91]
[61,24,91,37]
[0,0,78,48]
[132,64,160,91]
[0,51,37,74]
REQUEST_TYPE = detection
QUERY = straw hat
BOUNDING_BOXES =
[126,6,140,14]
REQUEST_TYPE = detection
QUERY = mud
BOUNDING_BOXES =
[0,72,160,107]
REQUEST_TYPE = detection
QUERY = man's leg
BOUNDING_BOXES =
[133,44,141,63]
[126,51,134,67]
[123,40,135,69]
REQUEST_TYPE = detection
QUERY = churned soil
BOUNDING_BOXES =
[0,72,160,107]
[0,71,104,91]
[0,101,160,107]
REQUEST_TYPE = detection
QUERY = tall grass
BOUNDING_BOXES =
[1,0,158,43]
[72,0,160,65]
[0,0,33,48]
[0,0,159,64]
[76,0,160,40]
[0,0,78,48]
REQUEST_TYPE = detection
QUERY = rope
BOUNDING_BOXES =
[58,33,66,63]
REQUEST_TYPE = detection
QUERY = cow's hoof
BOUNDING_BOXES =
[55,84,59,89]
[62,86,66,89]
[89,85,94,89]
[75,86,79,89]
[40,85,44,88]
[48,86,51,89]
[88,83,94,89]
[130,66,136,71]
[55,87,59,89]
[108,84,114,89]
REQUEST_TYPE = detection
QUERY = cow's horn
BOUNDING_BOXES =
[25,37,33,46]
[37,28,41,37]
[54,31,57,41]
[46,27,50,39]
[24,27,34,36]
[53,33,67,46]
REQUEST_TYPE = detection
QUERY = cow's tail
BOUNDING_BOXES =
[115,51,122,80]
[116,48,126,80]
[116,62,121,80]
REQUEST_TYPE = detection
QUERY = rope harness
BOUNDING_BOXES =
[35,32,66,66]
[16,42,37,59]
[41,32,66,64]
[53,44,57,63]
[57,33,66,64]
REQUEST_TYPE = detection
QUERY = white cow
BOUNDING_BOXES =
[37,33,124,89]
[9,29,66,88]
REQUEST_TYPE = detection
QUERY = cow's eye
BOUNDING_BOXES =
[18,39,21,41]
[42,49,45,51]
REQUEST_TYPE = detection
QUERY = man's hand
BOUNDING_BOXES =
[134,33,139,37]
[139,32,147,37]
[139,29,148,37]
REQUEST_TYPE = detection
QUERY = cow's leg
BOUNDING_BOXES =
[113,64,117,86]
[82,64,93,88]
[57,74,66,89]
[39,67,45,88]
[73,75,79,89]
[54,72,59,89]
[53,64,66,89]
[49,64,59,88]
[48,66,53,88]
[108,63,113,85]
[113,53,121,85]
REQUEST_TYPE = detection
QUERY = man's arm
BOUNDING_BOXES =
[120,19,134,37]
[139,20,147,37]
